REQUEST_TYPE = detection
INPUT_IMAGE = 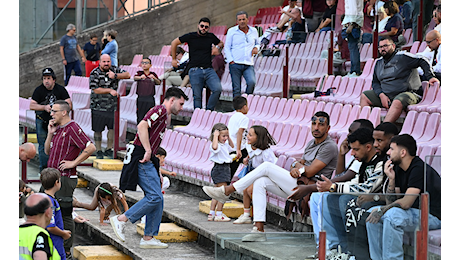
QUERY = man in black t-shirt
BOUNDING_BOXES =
[366,134,441,260]
[170,17,224,111]
[30,68,72,172]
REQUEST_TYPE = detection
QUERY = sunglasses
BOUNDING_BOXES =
[199,24,209,29]
[141,61,151,65]
[311,116,327,124]
[377,44,392,49]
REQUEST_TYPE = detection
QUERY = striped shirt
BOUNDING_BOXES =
[48,121,92,177]
[89,66,126,112]
[132,104,168,155]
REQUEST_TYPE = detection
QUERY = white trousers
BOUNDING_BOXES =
[233,161,298,222]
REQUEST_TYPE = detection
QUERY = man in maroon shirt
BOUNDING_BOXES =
[111,87,188,249]
[44,100,96,257]
[133,57,161,124]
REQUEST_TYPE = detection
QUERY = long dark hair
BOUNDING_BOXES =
[250,125,276,150]
[97,183,122,214]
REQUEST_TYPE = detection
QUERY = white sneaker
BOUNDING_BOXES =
[267,26,281,33]
[202,186,230,204]
[110,215,126,242]
[214,214,231,222]
[233,214,252,224]
[139,237,168,249]
[241,227,267,242]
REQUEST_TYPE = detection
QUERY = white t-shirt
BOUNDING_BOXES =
[209,142,233,164]
[246,144,278,168]
[227,112,249,151]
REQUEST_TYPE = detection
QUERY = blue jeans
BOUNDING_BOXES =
[124,161,163,237]
[319,26,332,32]
[342,28,361,74]
[229,63,256,98]
[324,194,357,252]
[64,60,82,86]
[311,192,339,249]
[188,67,222,111]
[366,207,441,260]
[35,118,49,172]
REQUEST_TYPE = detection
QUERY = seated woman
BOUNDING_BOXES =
[379,1,404,45]
[316,0,337,32]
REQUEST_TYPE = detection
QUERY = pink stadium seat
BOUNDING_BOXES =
[417,113,440,143]
[399,110,418,135]
[407,111,429,140]
[426,87,441,113]
[272,124,300,156]
[281,125,310,157]
[281,99,301,122]
[368,107,382,127]
[298,100,319,125]
[408,82,438,112]
[329,104,352,139]
[358,105,371,120]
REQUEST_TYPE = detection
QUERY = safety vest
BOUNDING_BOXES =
[19,224,60,260]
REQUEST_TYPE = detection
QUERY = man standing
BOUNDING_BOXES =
[366,134,441,260]
[170,17,224,111]
[360,37,439,123]
[225,11,260,97]
[133,57,161,124]
[60,24,86,86]
[341,0,364,77]
[101,29,119,67]
[19,143,37,163]
[44,100,96,259]
[30,68,71,172]
[112,87,188,249]
[89,54,130,159]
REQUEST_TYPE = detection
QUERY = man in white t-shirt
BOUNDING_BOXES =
[228,96,250,177]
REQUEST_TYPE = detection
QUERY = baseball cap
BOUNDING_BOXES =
[42,68,56,79]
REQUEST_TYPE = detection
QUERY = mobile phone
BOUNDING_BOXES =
[315,175,324,181]
[298,167,305,174]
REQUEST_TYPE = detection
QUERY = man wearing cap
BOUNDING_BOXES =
[30,68,72,172]
[60,23,86,86]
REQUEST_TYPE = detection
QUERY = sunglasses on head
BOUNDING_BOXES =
[200,24,209,29]
[311,116,326,123]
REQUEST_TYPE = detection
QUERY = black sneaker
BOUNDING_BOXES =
[104,149,113,159]
[96,150,104,159]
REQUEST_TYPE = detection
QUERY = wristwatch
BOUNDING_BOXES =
[114,73,118,79]
[373,195,380,202]
[291,161,298,168]
[329,183,337,192]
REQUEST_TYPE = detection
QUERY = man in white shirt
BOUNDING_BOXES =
[225,11,260,98]
[417,30,441,81]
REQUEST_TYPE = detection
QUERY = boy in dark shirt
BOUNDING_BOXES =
[133,57,160,124]
[170,17,224,111]
[366,134,441,260]
[83,33,101,77]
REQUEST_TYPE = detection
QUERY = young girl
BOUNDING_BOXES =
[74,182,129,225]
[233,125,277,224]
[208,123,234,221]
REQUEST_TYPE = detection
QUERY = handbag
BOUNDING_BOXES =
[237,160,254,179]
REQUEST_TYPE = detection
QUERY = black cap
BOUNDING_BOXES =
[42,68,56,79]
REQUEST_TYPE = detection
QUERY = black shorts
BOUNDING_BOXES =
[137,95,155,124]
[211,162,231,184]
[91,110,114,132]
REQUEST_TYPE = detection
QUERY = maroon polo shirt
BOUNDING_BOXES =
[132,104,168,155]
[48,121,92,177]
[135,71,158,97]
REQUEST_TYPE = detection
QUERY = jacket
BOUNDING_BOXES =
[372,50,435,99]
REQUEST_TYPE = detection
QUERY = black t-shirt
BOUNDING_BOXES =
[395,156,441,219]
[179,32,220,69]
[31,83,70,122]
[83,42,101,61]
[322,5,337,22]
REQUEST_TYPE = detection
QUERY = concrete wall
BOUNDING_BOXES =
[19,0,283,98]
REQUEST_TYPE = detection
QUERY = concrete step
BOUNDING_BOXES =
[73,245,132,260]
[136,223,198,242]
[93,159,124,171]
[198,199,248,218]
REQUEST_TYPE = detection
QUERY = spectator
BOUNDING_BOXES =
[113,87,188,249]
[396,0,413,29]
[379,1,405,45]
[19,193,61,260]
[203,111,338,242]
[303,0,328,32]
[366,134,441,260]
[272,8,307,45]
[260,1,303,45]
[362,6,390,44]
[41,168,71,260]
[341,0,364,77]
[225,11,260,98]
[30,68,71,172]
[89,54,130,159]
[228,96,250,177]
[359,37,438,123]
[411,0,435,40]
[44,100,96,258]
[60,24,86,86]
[233,125,277,225]
[101,29,119,66]
[158,46,189,87]
[312,127,388,259]
[316,0,337,32]
[83,33,101,77]
[133,57,161,124]
[207,123,235,222]
[19,143,37,162]
[211,46,225,80]
[433,5,441,33]
[19,179,35,224]
[101,30,109,50]
[171,17,224,111]
[73,183,129,226]
[418,29,441,81]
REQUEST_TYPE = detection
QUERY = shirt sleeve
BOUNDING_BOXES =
[337,160,385,193]
[178,33,191,44]
[59,86,71,100]
[32,231,53,258]
[69,123,93,150]
[315,142,338,166]
[101,42,114,55]
[59,36,66,47]
[143,106,166,128]
[224,29,234,63]
[210,143,221,153]
[89,71,100,90]
[212,33,221,46]
[262,148,278,164]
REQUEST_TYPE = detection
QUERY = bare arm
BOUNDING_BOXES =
[170,38,182,67]
[60,46,67,65]
[137,120,152,163]
[58,142,96,171]
[29,99,51,112]
[47,226,71,240]
[77,45,86,62]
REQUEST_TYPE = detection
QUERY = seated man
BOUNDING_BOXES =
[366,134,441,260]
[417,30,441,82]
[273,8,307,45]
[260,0,303,45]
[158,46,189,87]
[360,36,439,123]
[203,111,338,242]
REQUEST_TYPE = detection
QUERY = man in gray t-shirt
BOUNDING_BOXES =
[60,23,86,86]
